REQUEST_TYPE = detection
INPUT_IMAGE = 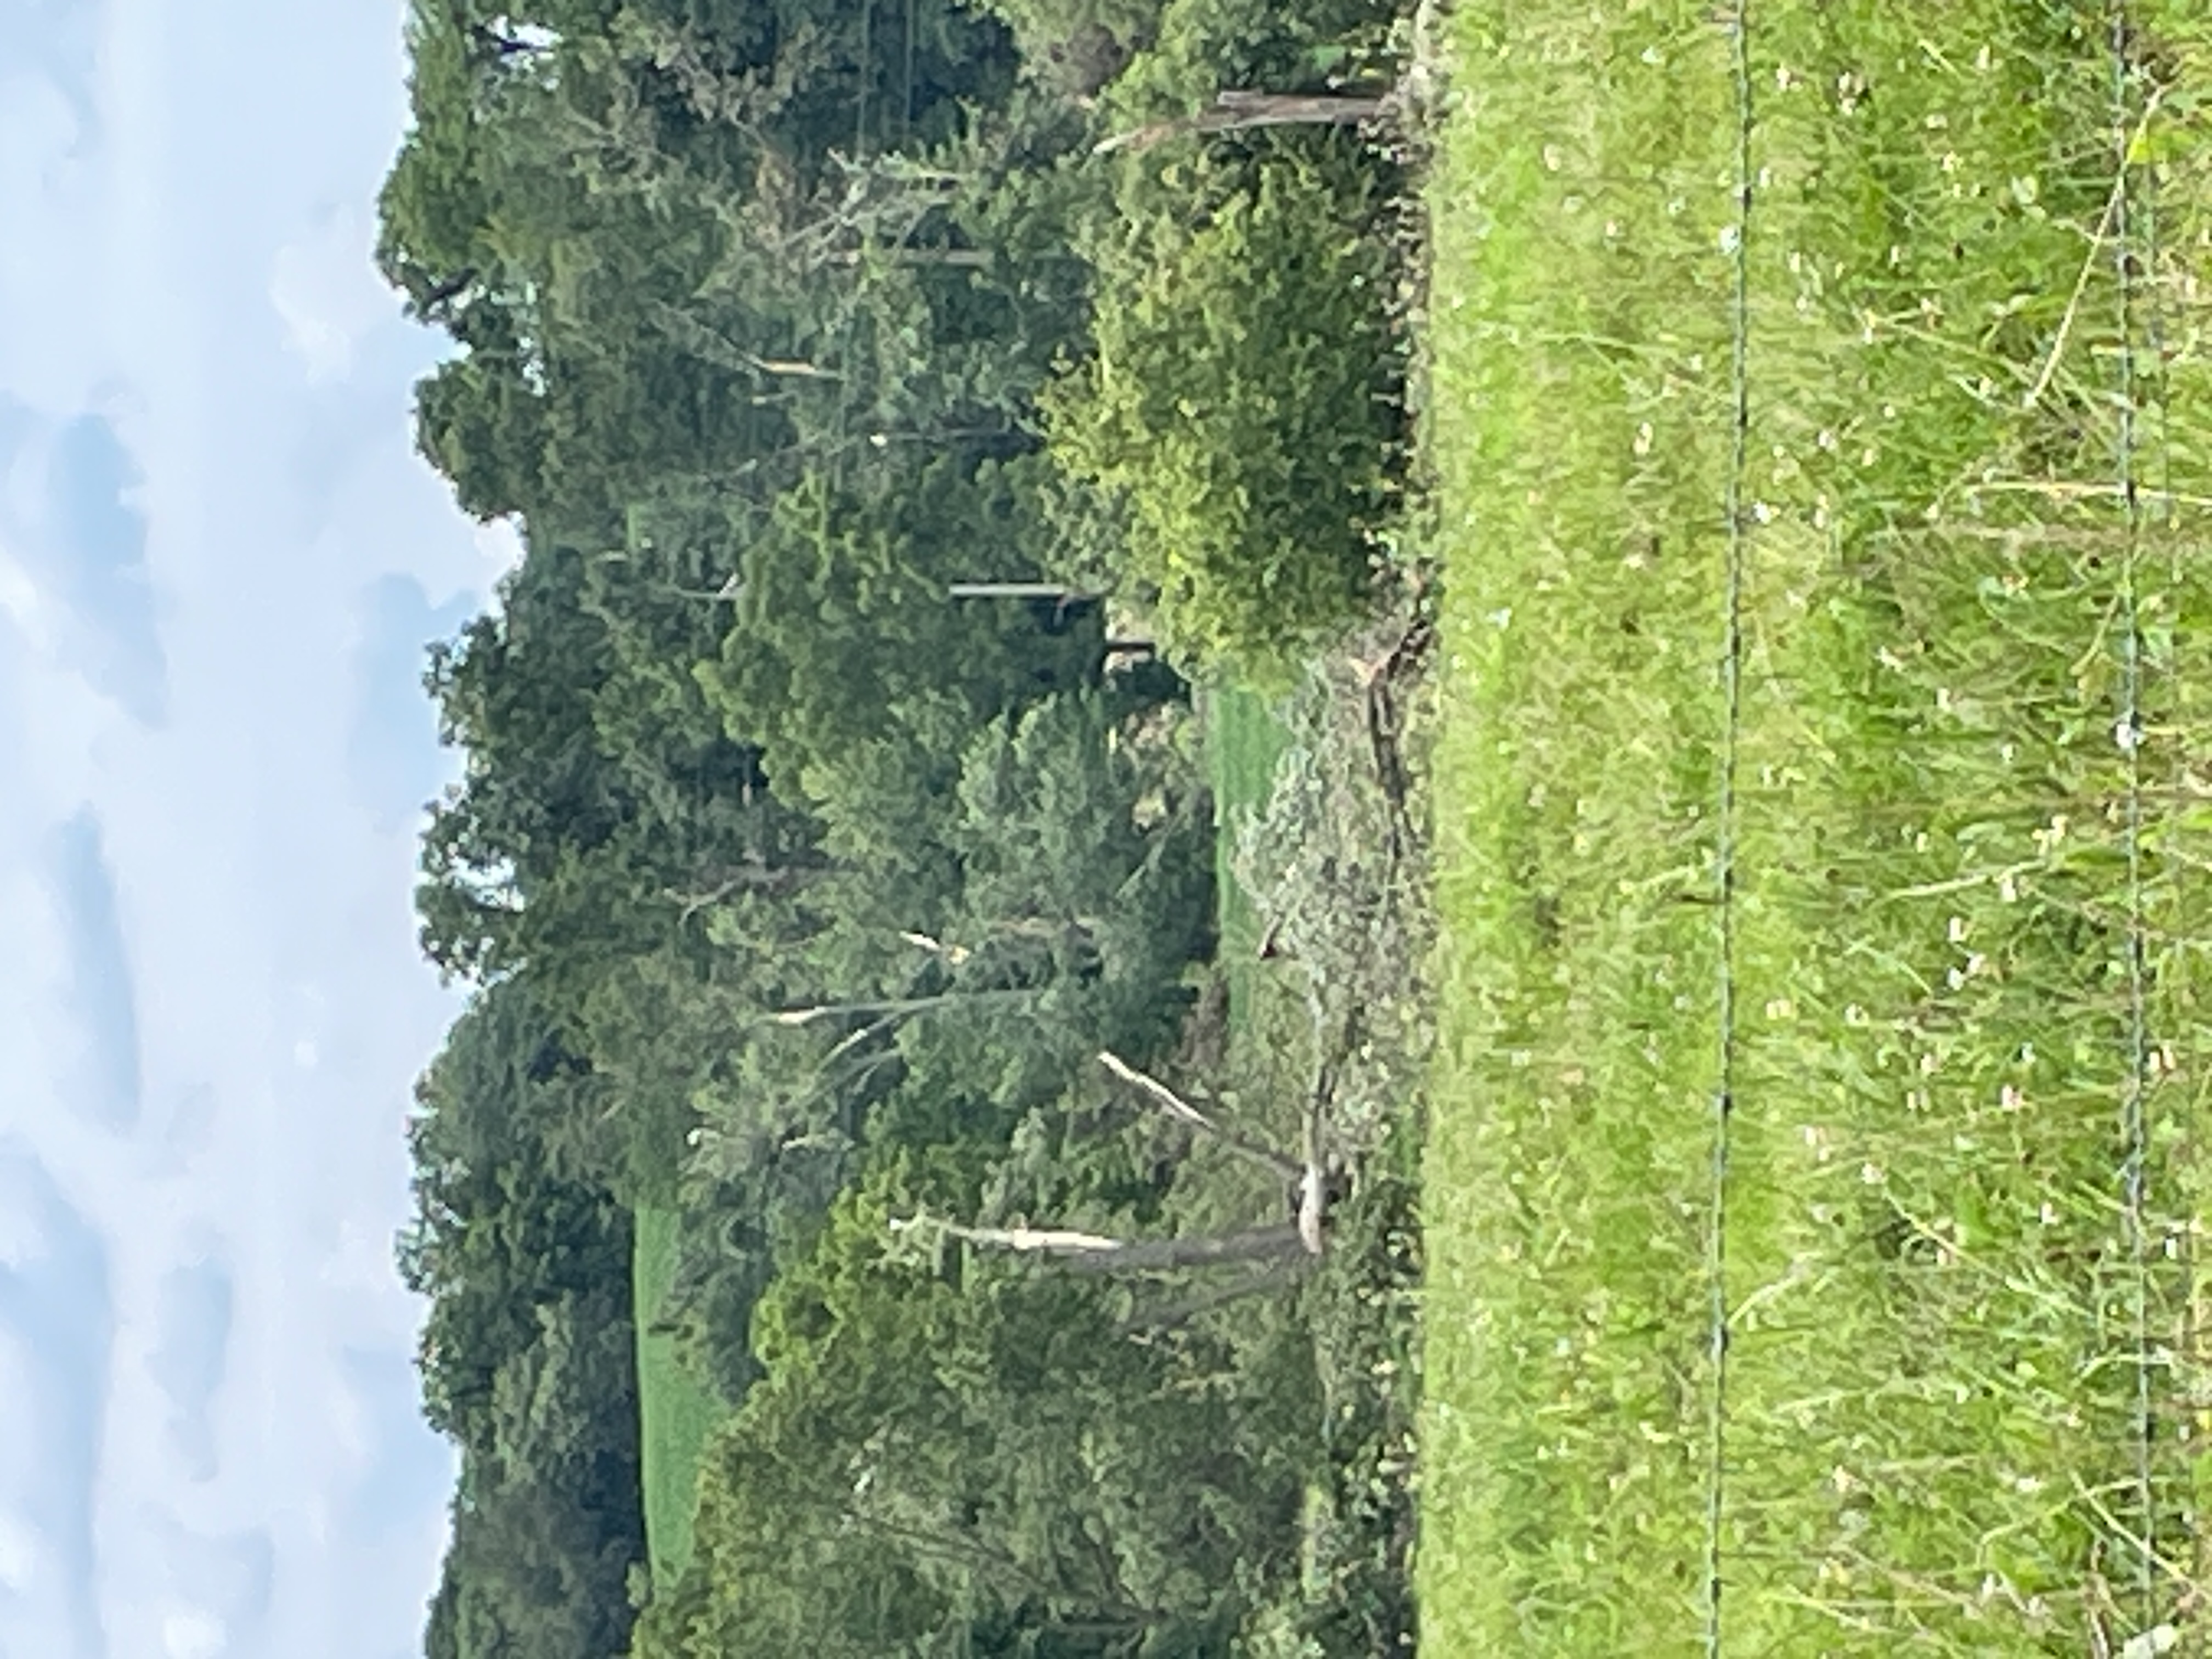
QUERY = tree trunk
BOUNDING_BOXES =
[828,246,996,268]
[668,858,829,922]
[906,1216,1311,1274]
[770,988,1034,1028]
[1096,1051,1303,1184]
[1094,89,1389,156]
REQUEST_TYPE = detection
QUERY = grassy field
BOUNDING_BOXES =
[1206,682,1295,1018]
[1421,2,2212,1652]
[634,1205,724,1584]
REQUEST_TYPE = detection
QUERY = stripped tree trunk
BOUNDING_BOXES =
[828,246,996,268]
[1067,1224,1310,1273]
[1097,1051,1303,1184]
[902,1216,1311,1274]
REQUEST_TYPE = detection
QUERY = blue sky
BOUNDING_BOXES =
[0,1,515,1654]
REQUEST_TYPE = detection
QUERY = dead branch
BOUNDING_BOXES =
[1097,1051,1304,1184]
[1066,1224,1310,1273]
[666,856,827,923]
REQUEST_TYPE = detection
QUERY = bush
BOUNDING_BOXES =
[1043,138,1399,675]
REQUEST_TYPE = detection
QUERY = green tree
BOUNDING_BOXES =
[633,1171,1299,1658]
[698,455,1101,891]
[1042,137,1397,672]
[401,975,646,1659]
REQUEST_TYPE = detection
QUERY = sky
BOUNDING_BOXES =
[0,1,516,1655]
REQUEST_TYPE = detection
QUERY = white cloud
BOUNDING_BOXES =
[0,1175,49,1269]
[0,544,47,648]
[0,1504,75,1659]
[472,516,524,586]
[269,207,395,384]
[0,1506,41,1594]
[160,1607,226,1659]
[0,0,481,1651]
[0,66,86,246]
[0,76,104,414]
[0,405,168,724]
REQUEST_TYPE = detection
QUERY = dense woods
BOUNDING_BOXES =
[380,0,1416,1654]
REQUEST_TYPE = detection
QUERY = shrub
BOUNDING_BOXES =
[1043,138,1399,675]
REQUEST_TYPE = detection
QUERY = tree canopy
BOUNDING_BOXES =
[381,0,1409,1651]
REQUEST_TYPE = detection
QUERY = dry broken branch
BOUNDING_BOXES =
[1097,1051,1304,1184]
[1098,1052,1335,1256]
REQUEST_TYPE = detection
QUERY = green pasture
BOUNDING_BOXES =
[634,1205,725,1584]
[1206,682,1294,1018]
[1421,2,2212,1652]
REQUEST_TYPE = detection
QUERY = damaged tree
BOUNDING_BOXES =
[894,1216,1313,1273]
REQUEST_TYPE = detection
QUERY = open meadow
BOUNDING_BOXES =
[1421,2,2212,1651]
[633,1205,722,1584]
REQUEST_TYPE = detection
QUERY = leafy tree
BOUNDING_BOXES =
[382,1,1415,1652]
[400,975,646,1659]
[884,686,1211,1128]
[631,1171,1302,1658]
[399,977,633,1446]
[698,455,1102,890]
[1042,137,1397,672]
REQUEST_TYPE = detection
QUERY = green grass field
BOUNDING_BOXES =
[1422,2,2212,1651]
[634,1205,725,1584]
[1206,682,1295,1018]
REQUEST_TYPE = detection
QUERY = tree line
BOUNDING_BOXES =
[381,0,1409,1653]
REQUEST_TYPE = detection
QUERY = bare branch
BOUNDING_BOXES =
[1096,1051,1304,1183]
[1066,1224,1309,1273]
[894,1216,1127,1256]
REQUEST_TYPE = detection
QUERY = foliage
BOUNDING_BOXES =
[1043,140,1398,674]
[402,977,646,1658]
[1096,0,1397,123]
[381,0,1421,1652]
[629,1167,1313,1659]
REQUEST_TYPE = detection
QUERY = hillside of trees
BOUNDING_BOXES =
[381,1,1419,1654]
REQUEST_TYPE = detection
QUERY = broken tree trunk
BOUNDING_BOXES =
[900,1216,1311,1274]
[828,246,996,268]
[1068,1224,1310,1273]
[1097,1051,1332,1256]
